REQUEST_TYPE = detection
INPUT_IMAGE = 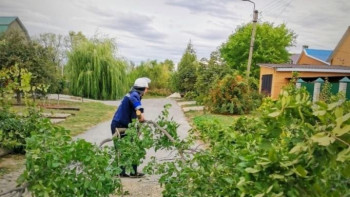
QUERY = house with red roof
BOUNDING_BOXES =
[259,27,350,99]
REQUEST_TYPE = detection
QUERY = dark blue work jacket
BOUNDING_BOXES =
[112,90,143,128]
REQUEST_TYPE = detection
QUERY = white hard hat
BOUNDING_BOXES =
[134,77,151,88]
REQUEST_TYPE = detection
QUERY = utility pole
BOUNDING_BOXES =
[242,0,258,79]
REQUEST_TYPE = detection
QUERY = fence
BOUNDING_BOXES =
[297,77,350,101]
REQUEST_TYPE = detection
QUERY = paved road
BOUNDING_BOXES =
[75,98,192,196]
[0,95,191,196]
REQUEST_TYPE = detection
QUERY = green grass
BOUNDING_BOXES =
[10,99,116,136]
[143,94,167,99]
[55,102,116,135]
[185,110,240,128]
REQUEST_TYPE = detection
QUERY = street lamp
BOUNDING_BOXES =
[242,0,258,79]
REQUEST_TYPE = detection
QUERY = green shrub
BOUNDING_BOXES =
[0,108,43,153]
[19,118,121,196]
[147,88,171,96]
[152,87,350,197]
[206,74,262,114]
[184,91,197,100]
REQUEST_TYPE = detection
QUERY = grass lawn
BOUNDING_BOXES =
[10,99,116,136]
[143,94,167,99]
[185,110,240,128]
[55,101,116,135]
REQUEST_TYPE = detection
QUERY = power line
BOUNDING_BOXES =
[275,0,294,17]
[261,0,287,13]
[262,0,293,17]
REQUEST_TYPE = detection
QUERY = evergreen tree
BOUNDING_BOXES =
[175,41,198,93]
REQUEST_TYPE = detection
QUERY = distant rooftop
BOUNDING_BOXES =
[304,48,333,63]
[289,53,300,64]
[259,63,350,73]
[0,16,29,39]
[0,16,17,25]
[0,16,17,34]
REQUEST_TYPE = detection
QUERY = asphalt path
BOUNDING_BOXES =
[74,97,192,196]
[75,98,191,164]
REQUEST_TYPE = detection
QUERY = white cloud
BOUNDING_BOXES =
[0,0,349,64]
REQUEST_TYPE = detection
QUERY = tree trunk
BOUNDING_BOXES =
[16,68,22,104]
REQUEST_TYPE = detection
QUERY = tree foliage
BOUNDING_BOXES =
[207,73,262,114]
[65,37,128,100]
[220,22,296,78]
[173,41,199,93]
[14,104,183,196]
[19,118,121,196]
[147,86,350,197]
[0,30,58,103]
[127,59,174,96]
[195,50,230,102]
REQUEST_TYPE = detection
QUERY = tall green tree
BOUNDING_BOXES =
[0,30,57,103]
[174,41,198,93]
[66,37,128,100]
[220,22,296,78]
[195,50,230,101]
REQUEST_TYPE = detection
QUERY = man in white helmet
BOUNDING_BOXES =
[110,77,151,178]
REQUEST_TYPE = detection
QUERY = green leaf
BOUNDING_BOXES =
[313,110,326,116]
[335,107,343,119]
[255,194,264,197]
[293,165,308,177]
[268,111,281,118]
[311,132,335,146]
[327,101,343,111]
[52,162,60,168]
[245,167,260,173]
[237,177,246,187]
[332,125,350,136]
[269,174,284,180]
[289,143,306,154]
[336,148,350,162]
[223,177,233,184]
[266,185,274,193]
[335,113,350,127]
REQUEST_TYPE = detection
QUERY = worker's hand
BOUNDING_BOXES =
[136,110,145,122]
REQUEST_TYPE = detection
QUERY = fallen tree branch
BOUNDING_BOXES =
[145,120,186,162]
[98,120,186,161]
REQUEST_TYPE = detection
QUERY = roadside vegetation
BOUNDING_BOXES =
[3,17,349,197]
[185,110,239,129]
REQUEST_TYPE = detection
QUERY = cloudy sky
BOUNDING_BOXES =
[1,0,349,65]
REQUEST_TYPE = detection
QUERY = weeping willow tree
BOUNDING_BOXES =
[66,38,128,100]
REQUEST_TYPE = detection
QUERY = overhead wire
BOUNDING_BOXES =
[261,0,286,13]
[275,0,294,18]
[261,0,294,17]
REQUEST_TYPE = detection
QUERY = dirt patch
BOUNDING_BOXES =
[0,154,26,195]
[112,176,163,197]
[0,154,25,177]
